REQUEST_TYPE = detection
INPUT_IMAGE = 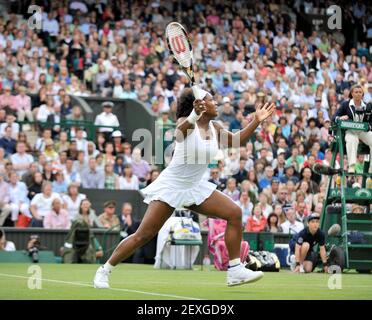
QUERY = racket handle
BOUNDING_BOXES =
[192,84,209,100]
[192,85,201,100]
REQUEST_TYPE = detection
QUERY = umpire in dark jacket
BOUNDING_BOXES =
[332,84,372,174]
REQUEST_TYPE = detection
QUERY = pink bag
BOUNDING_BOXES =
[204,218,249,271]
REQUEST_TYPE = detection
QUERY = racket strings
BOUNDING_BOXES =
[166,25,192,68]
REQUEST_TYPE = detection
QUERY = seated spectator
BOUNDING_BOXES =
[104,163,119,190]
[223,177,240,201]
[235,191,253,227]
[122,142,133,164]
[46,103,63,138]
[81,158,104,189]
[281,207,304,234]
[208,167,227,191]
[8,171,31,226]
[17,132,33,154]
[273,203,287,225]
[119,202,140,239]
[55,131,70,154]
[258,166,275,191]
[131,147,151,183]
[118,164,139,190]
[85,142,100,162]
[60,95,73,116]
[217,97,235,126]
[0,173,11,227]
[36,95,55,123]
[275,186,292,208]
[258,192,273,218]
[30,181,62,227]
[14,86,33,125]
[232,158,248,184]
[42,162,54,182]
[77,199,102,228]
[42,139,59,162]
[0,148,7,173]
[265,213,283,233]
[62,183,86,221]
[43,198,71,229]
[27,172,44,200]
[145,169,160,187]
[63,157,81,186]
[74,150,87,175]
[113,156,125,176]
[0,126,16,157]
[0,86,15,114]
[98,200,120,231]
[96,133,107,154]
[66,106,84,122]
[102,142,116,166]
[34,128,53,154]
[112,130,124,156]
[245,204,267,232]
[217,77,234,97]
[75,127,89,153]
[52,171,68,194]
[0,114,19,139]
[11,142,34,178]
[0,229,16,251]
[294,196,311,223]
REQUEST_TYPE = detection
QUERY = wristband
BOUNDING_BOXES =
[323,260,329,267]
[187,109,202,125]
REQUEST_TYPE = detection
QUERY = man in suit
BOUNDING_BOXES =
[119,202,140,263]
[309,49,326,71]
[208,168,227,191]
[333,84,372,173]
[46,104,65,138]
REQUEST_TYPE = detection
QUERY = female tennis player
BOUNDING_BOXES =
[94,87,276,288]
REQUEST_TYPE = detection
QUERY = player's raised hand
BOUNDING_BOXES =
[193,99,206,116]
[255,102,276,122]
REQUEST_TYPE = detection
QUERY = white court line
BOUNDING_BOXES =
[0,273,201,300]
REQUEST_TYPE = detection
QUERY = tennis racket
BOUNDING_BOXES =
[165,22,202,100]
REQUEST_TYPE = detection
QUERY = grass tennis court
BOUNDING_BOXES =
[0,263,371,300]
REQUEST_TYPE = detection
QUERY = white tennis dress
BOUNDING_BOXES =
[141,121,219,209]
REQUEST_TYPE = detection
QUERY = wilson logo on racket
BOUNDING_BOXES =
[170,35,186,54]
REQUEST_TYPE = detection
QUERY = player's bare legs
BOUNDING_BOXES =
[188,190,264,286]
[94,201,174,288]
[187,190,243,259]
[108,201,174,266]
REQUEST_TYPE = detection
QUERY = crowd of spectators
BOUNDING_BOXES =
[0,0,371,238]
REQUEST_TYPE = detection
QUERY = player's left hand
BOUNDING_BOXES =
[255,102,276,122]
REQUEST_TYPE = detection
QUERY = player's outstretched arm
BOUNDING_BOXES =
[213,102,276,148]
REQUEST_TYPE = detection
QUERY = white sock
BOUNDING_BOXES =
[103,262,114,272]
[228,258,241,268]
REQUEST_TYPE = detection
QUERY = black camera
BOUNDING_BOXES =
[28,235,41,263]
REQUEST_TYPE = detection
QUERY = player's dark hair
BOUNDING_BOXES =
[176,87,194,119]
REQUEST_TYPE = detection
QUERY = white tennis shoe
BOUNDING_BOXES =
[227,264,264,287]
[93,266,110,289]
